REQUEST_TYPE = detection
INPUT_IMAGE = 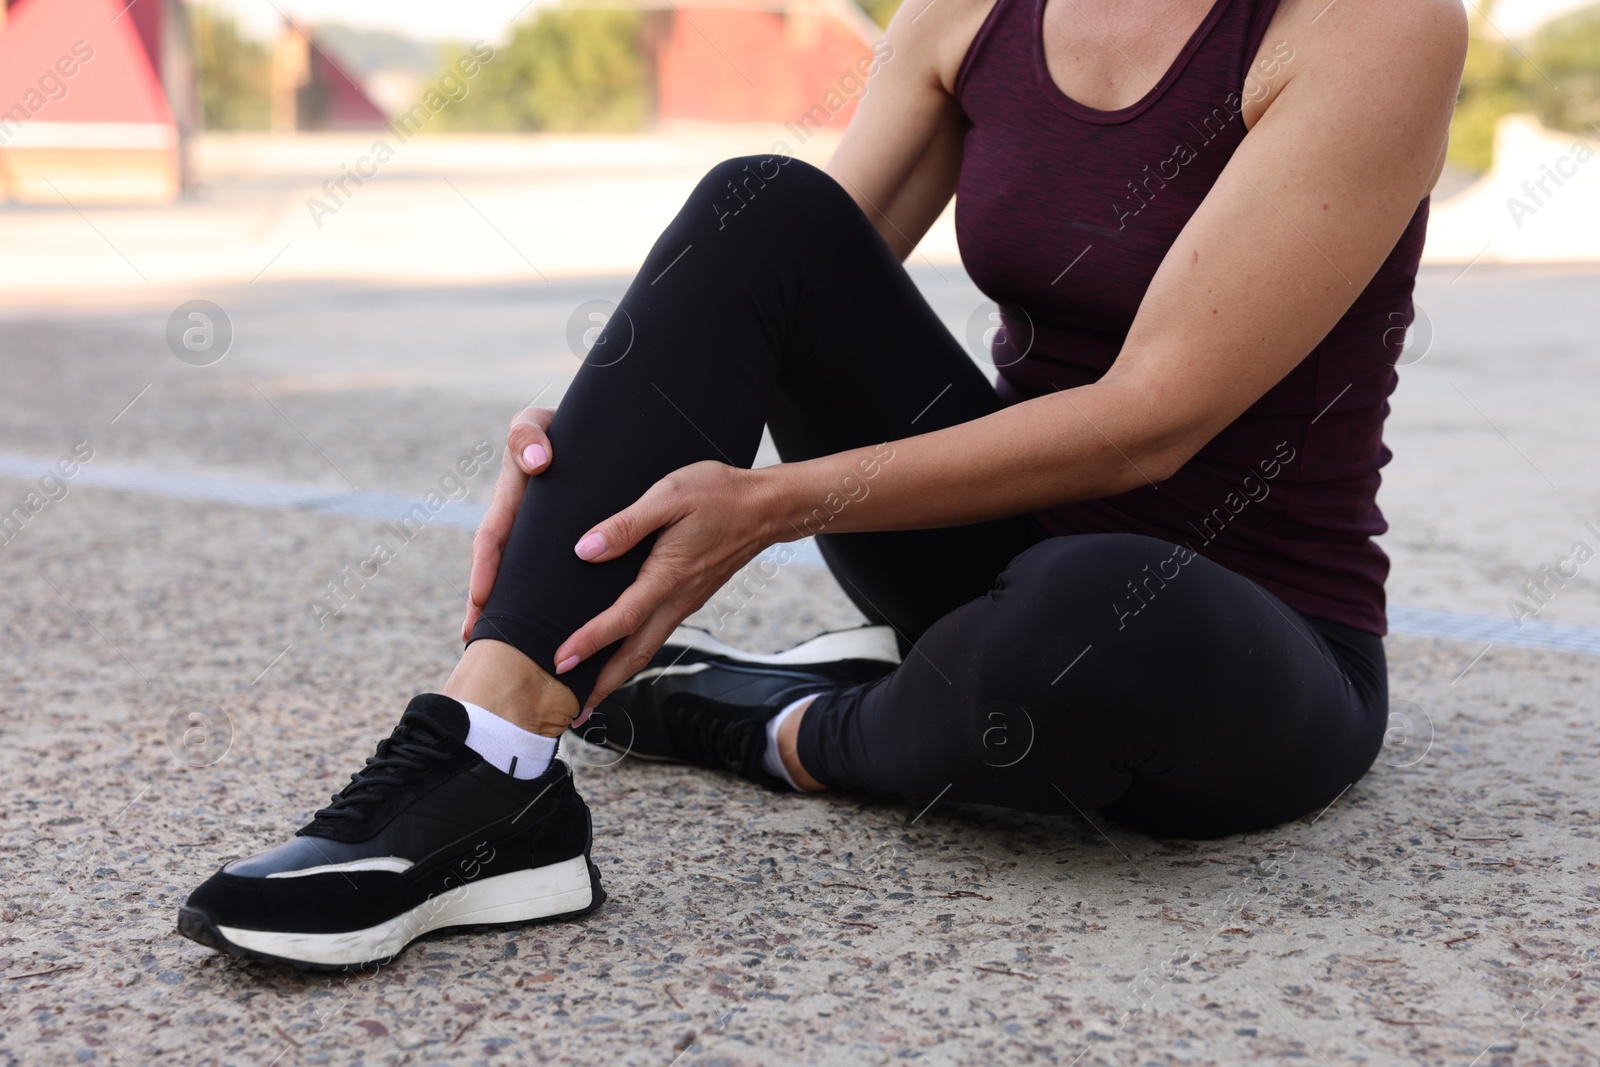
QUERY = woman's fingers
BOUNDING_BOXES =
[572,478,678,563]
[552,577,661,678]
[465,509,513,640]
[507,407,556,475]
[554,461,755,693]
[461,407,558,641]
[464,515,513,640]
[461,600,484,643]
[463,450,530,640]
[584,609,687,710]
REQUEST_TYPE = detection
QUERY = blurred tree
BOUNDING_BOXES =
[1527,4,1600,137]
[1449,4,1600,172]
[191,4,272,129]
[438,10,647,132]
[1449,31,1526,172]
[859,0,903,29]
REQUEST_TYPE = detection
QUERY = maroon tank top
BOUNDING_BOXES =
[954,0,1429,636]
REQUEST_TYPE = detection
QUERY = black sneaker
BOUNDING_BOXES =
[177,694,605,971]
[575,624,900,790]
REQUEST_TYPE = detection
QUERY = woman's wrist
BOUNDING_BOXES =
[744,461,812,547]
[749,443,900,545]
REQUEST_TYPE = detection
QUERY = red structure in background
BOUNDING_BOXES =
[0,0,189,202]
[0,0,884,204]
[125,0,195,132]
[270,23,389,132]
[652,2,880,129]
[303,39,389,130]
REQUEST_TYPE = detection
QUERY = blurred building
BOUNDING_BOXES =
[270,23,389,132]
[0,0,192,203]
[640,0,882,126]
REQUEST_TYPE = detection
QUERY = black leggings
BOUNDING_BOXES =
[473,155,1389,839]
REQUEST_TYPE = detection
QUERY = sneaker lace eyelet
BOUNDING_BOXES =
[310,723,452,824]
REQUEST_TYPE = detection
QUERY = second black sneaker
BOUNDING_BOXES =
[178,694,604,970]
[575,624,901,789]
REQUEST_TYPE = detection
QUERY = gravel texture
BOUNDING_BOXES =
[3,267,1598,1066]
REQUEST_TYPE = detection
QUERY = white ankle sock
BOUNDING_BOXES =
[760,695,816,791]
[460,701,557,780]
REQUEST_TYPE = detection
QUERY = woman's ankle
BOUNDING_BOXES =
[443,639,579,739]
[776,697,827,792]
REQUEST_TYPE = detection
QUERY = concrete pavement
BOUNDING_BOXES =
[2,135,1599,1065]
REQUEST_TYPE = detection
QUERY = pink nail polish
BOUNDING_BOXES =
[574,532,607,560]
[555,654,579,674]
[571,706,594,729]
[523,443,547,469]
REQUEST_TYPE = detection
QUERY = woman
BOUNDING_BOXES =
[179,0,1466,969]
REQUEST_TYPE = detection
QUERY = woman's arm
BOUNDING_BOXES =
[464,0,974,643]
[824,0,994,258]
[757,0,1467,537]
[556,0,1466,703]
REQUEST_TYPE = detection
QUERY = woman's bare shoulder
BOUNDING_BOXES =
[1269,0,1467,84]
[1245,0,1466,154]
[880,0,1004,97]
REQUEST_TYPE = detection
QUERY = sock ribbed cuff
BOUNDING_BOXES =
[460,701,558,780]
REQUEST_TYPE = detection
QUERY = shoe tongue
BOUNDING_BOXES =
[398,693,472,743]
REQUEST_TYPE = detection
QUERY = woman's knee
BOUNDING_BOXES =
[691,153,854,237]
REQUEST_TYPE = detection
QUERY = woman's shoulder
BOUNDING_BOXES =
[879,0,1006,97]
[1247,0,1466,140]
[1269,0,1466,77]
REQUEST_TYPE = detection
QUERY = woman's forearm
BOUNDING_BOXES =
[756,377,1191,543]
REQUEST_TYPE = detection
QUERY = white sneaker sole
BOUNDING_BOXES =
[213,855,593,968]
[656,624,902,670]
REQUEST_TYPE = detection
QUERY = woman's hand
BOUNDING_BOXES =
[462,406,557,641]
[554,461,779,711]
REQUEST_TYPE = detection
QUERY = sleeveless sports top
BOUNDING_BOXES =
[953,0,1429,636]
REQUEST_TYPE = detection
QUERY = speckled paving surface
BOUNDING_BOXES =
[3,269,1599,1067]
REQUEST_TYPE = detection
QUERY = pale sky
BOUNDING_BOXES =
[199,0,1598,44]
[1480,0,1598,35]
[198,0,553,43]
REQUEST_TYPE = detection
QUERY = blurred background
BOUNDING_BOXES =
[4,4,1600,1062]
[0,0,904,293]
[4,0,1599,287]
[2,0,1600,638]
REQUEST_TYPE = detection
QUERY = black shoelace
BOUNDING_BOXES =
[663,694,762,773]
[312,720,452,825]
